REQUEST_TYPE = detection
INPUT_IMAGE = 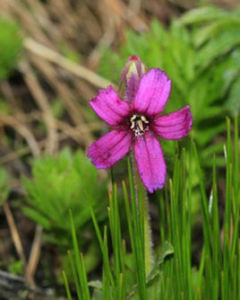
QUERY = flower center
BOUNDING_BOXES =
[130,114,149,137]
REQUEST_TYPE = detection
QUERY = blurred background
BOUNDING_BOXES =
[0,0,240,299]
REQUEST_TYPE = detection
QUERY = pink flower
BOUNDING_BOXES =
[88,68,192,193]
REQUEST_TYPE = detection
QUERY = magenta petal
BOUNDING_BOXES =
[133,69,171,116]
[88,129,131,168]
[153,105,192,140]
[90,86,131,126]
[134,132,166,193]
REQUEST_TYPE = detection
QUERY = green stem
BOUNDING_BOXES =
[143,191,154,276]
[130,152,154,276]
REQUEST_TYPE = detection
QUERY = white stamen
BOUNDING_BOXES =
[130,122,135,129]
[130,115,137,122]
[141,115,149,123]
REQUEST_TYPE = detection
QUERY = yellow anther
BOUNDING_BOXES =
[137,120,144,131]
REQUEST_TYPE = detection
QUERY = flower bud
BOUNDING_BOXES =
[120,56,147,102]
[121,56,146,83]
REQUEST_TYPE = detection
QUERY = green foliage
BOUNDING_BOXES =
[0,167,11,205]
[0,18,22,79]
[65,117,240,300]
[22,148,107,249]
[8,260,24,275]
[99,6,240,165]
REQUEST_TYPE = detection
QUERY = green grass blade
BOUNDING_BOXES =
[62,271,73,300]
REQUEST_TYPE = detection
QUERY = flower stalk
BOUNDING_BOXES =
[142,189,154,276]
[130,151,154,276]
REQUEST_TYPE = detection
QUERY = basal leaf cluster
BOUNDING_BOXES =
[22,148,107,249]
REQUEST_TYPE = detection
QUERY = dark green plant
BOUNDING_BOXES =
[99,6,240,167]
[22,148,108,249]
[0,18,22,79]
